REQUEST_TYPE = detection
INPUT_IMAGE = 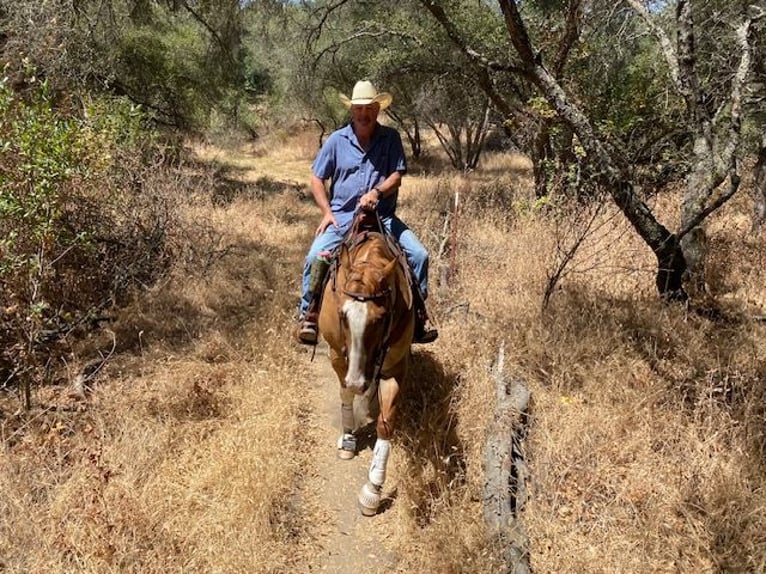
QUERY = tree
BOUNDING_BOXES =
[0,0,251,130]
[420,0,764,300]
[300,0,511,168]
[626,0,762,298]
[240,1,312,131]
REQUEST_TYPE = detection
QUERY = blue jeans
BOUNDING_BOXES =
[299,215,429,316]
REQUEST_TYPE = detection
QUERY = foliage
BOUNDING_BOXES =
[239,1,318,132]
[0,76,176,404]
[0,0,253,132]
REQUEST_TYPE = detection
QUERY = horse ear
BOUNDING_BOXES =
[382,257,397,278]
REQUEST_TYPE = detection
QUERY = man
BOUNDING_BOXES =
[297,80,438,345]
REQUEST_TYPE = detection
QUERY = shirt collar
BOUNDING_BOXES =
[342,122,382,148]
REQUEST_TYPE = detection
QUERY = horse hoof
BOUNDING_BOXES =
[358,482,381,516]
[337,433,356,459]
[337,448,355,460]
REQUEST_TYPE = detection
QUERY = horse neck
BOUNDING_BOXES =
[354,238,388,270]
[348,235,391,267]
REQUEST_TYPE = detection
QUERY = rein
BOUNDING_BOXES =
[371,291,395,387]
[333,257,396,387]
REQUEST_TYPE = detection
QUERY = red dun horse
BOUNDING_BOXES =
[318,230,414,516]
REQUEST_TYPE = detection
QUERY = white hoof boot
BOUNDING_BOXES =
[358,481,382,516]
[337,433,356,460]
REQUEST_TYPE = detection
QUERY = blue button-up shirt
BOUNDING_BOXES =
[312,122,407,233]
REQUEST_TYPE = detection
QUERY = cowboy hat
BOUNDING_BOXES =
[339,80,393,110]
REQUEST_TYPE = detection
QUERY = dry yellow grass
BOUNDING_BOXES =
[2,131,766,573]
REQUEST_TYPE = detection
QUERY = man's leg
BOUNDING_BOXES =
[384,217,438,344]
[298,227,344,344]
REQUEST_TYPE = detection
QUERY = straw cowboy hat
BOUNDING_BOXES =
[339,80,393,110]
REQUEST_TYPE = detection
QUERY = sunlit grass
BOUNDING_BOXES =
[2,128,765,573]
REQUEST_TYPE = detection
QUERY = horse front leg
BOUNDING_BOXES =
[358,375,400,516]
[330,350,358,460]
[337,386,357,459]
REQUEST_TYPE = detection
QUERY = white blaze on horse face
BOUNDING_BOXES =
[343,299,369,393]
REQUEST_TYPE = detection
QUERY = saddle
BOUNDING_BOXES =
[299,209,437,346]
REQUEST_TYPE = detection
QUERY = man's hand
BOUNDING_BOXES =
[359,189,380,212]
[316,212,339,236]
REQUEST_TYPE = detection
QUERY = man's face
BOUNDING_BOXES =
[350,103,380,135]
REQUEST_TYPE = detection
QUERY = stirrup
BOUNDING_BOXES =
[414,326,439,344]
[297,319,318,345]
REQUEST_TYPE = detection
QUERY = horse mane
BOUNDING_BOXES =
[344,233,395,289]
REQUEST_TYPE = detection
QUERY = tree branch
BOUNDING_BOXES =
[418,0,526,121]
[675,0,701,111]
[677,170,741,241]
[305,0,353,47]
[717,16,755,175]
[624,0,687,98]
[419,1,526,75]
[179,0,238,69]
[312,27,424,68]
[553,0,583,79]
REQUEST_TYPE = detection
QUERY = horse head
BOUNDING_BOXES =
[336,239,401,394]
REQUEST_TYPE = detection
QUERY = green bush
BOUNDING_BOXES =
[0,77,177,404]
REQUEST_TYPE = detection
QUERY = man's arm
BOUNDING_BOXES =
[359,171,402,211]
[310,173,338,235]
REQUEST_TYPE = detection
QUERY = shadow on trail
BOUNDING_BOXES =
[396,349,466,526]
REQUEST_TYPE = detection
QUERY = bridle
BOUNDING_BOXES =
[335,263,396,386]
[342,286,391,302]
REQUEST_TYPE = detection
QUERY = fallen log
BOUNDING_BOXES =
[483,340,531,574]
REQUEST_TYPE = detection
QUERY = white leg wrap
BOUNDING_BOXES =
[337,432,356,459]
[368,438,391,487]
[358,481,382,516]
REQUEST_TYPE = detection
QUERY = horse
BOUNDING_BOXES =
[318,225,415,516]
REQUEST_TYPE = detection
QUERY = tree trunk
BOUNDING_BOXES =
[389,110,422,159]
[466,99,491,170]
[484,341,531,574]
[680,133,716,298]
[752,135,766,231]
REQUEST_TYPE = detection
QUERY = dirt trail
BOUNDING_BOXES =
[209,142,401,572]
[301,343,399,573]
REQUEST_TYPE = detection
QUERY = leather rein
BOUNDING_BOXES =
[335,261,396,386]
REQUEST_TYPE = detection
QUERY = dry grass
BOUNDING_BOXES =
[3,131,766,573]
[0,138,321,572]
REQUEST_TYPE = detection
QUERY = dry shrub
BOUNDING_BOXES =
[0,84,228,404]
[0,166,320,572]
[4,129,766,574]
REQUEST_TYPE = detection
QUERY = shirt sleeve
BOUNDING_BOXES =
[312,133,337,180]
[390,130,407,175]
